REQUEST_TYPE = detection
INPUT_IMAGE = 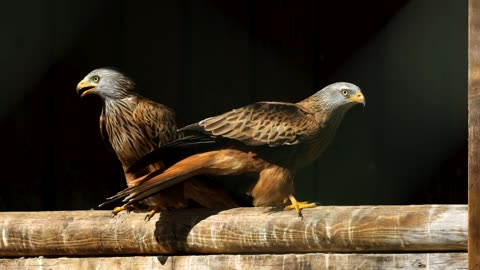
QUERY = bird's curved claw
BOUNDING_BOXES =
[144,207,163,222]
[284,195,317,218]
[111,204,134,217]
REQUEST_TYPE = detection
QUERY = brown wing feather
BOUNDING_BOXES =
[133,99,178,148]
[181,102,316,147]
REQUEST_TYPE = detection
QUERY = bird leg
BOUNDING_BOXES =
[111,203,135,217]
[284,195,317,217]
[144,206,167,222]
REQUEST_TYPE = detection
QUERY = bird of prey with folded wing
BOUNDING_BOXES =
[76,68,239,220]
[103,81,365,217]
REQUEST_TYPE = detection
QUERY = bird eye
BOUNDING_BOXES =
[341,89,349,96]
[92,75,100,83]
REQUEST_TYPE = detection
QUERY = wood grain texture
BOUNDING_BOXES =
[0,253,467,270]
[0,205,467,257]
[469,1,480,270]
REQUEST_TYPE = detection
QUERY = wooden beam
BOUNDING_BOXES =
[0,253,467,270]
[0,205,466,257]
[470,0,480,269]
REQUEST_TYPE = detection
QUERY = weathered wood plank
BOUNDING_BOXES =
[469,0,480,269]
[0,205,467,257]
[0,253,467,270]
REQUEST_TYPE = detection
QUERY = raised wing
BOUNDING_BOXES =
[180,102,316,147]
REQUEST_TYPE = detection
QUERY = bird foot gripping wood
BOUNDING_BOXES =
[144,207,166,222]
[111,204,162,221]
[284,195,317,218]
[144,210,156,222]
[111,204,134,217]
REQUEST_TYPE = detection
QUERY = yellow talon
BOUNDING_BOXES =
[284,195,317,217]
[145,210,156,221]
[111,204,134,217]
[144,207,166,222]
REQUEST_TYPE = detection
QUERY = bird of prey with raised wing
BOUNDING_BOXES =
[76,68,239,220]
[104,82,365,217]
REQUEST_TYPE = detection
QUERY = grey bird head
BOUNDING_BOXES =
[310,82,365,111]
[76,68,136,99]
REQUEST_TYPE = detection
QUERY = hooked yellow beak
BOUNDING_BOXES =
[76,80,96,97]
[348,91,366,106]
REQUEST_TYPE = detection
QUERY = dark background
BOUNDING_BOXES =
[0,0,467,211]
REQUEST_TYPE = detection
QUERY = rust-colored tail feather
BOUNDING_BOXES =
[183,178,240,208]
[100,149,262,207]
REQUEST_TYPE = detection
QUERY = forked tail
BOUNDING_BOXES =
[100,149,262,207]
